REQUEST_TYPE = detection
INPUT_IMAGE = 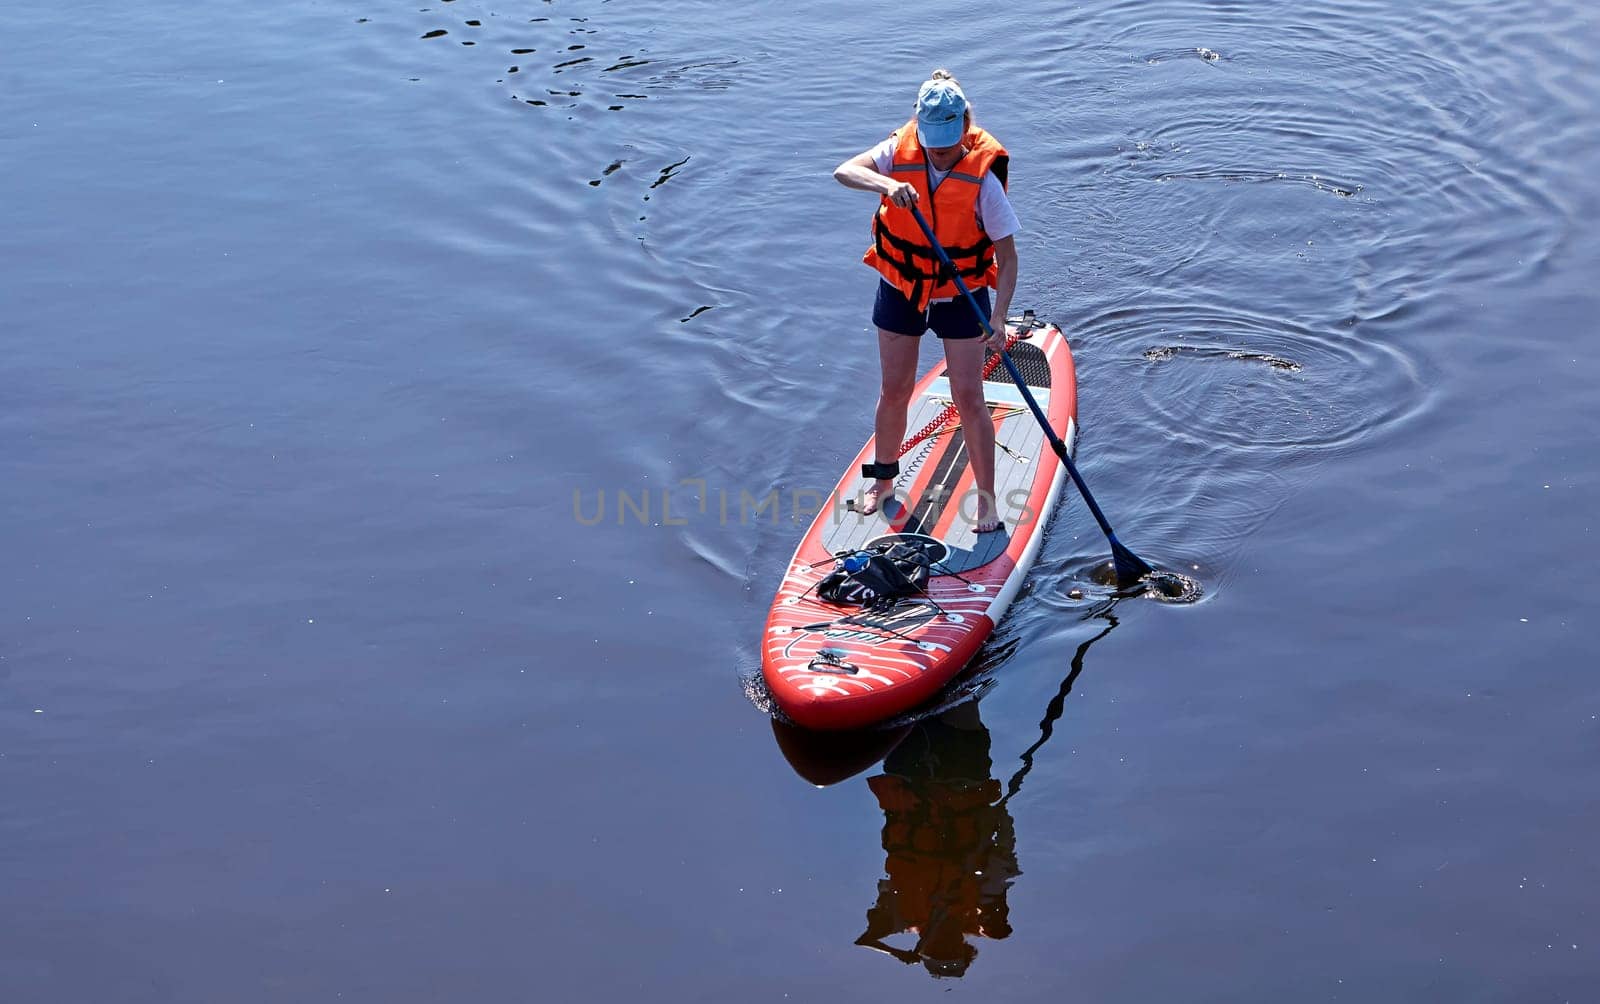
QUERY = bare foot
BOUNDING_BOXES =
[860,479,894,515]
[973,495,1002,533]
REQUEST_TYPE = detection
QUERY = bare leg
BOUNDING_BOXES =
[942,336,999,531]
[863,328,920,514]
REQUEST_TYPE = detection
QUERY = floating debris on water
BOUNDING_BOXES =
[650,155,690,189]
[1144,344,1302,372]
[588,159,624,186]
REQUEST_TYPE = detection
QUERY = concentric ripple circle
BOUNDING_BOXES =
[1079,303,1432,456]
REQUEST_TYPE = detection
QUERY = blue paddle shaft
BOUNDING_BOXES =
[905,204,1149,577]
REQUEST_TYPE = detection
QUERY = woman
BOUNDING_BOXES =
[833,69,1019,533]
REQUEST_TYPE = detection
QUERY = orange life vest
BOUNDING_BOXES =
[863,121,1010,311]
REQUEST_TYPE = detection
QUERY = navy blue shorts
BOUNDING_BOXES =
[872,279,991,340]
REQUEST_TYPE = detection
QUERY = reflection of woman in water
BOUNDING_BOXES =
[769,619,1112,979]
[854,700,1020,978]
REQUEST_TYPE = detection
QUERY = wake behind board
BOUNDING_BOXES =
[761,317,1077,731]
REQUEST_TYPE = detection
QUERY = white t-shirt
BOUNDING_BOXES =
[869,136,1020,242]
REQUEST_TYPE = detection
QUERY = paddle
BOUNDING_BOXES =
[906,203,1154,587]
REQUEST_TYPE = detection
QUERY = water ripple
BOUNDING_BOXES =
[1084,303,1431,455]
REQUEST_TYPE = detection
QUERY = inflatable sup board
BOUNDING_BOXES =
[761,316,1076,730]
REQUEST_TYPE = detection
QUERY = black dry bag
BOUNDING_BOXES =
[816,539,939,612]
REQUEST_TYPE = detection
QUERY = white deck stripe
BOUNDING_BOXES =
[927,375,1049,409]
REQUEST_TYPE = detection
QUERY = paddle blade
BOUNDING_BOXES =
[1110,537,1154,587]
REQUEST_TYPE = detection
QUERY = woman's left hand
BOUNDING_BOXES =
[983,321,1010,353]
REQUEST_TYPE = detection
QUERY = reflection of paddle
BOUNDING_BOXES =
[1001,615,1118,802]
[906,205,1155,587]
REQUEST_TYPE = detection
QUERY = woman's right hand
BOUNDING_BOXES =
[884,181,919,207]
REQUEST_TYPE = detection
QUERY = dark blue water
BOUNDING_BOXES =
[5,1,1599,999]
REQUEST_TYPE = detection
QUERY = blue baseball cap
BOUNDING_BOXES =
[915,77,967,149]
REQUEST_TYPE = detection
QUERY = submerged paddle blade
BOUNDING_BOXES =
[1110,536,1154,587]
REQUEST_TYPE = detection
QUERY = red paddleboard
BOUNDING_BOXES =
[761,318,1077,730]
